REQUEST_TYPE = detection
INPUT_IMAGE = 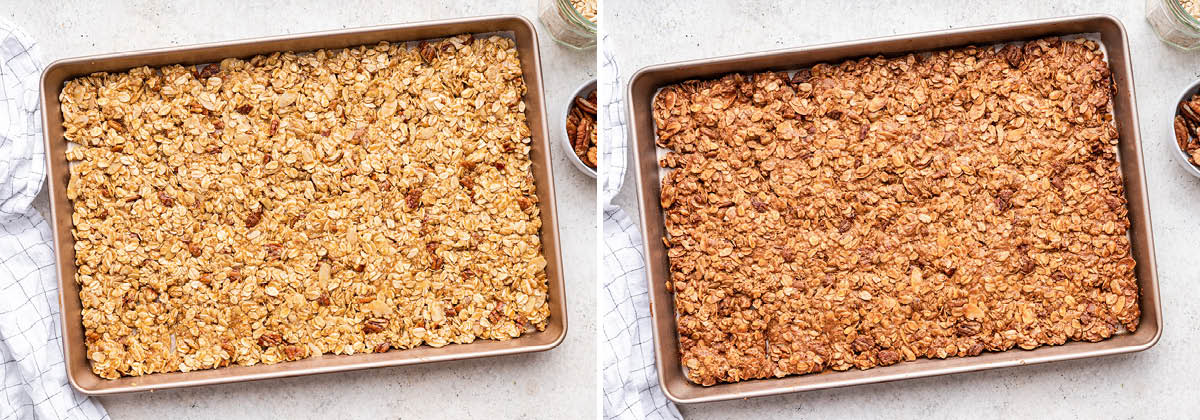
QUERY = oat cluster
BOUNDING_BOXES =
[61,34,549,379]
[653,37,1139,386]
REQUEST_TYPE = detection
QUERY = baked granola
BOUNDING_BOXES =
[653,37,1139,386]
[61,34,550,379]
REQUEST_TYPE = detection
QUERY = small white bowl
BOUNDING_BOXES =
[1172,78,1200,178]
[560,79,597,178]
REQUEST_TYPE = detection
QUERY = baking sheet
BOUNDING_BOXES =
[626,14,1161,404]
[42,14,567,395]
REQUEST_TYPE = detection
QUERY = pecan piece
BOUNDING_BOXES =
[1000,44,1024,68]
[877,350,901,366]
[405,188,422,210]
[1176,115,1191,151]
[418,41,438,63]
[362,318,388,334]
[197,64,220,79]
[258,332,283,347]
[851,336,875,353]
[283,345,305,360]
[956,320,982,336]
[574,96,598,115]
[265,243,283,260]
[245,209,263,228]
[158,191,175,207]
[779,247,796,263]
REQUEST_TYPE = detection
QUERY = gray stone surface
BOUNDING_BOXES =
[4,1,596,419]
[605,0,1199,418]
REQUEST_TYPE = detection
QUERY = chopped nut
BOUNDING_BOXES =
[245,210,263,228]
[405,188,422,210]
[363,318,388,334]
[157,191,174,207]
[258,332,283,347]
[197,64,220,80]
[265,243,283,260]
[282,345,305,360]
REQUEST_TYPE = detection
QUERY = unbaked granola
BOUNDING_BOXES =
[653,37,1139,386]
[61,34,550,379]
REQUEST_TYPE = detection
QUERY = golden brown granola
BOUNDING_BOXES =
[653,37,1139,386]
[61,34,550,379]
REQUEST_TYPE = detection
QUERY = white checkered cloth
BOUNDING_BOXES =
[0,19,109,420]
[598,33,682,420]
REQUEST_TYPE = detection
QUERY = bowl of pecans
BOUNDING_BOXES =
[1172,79,1200,177]
[563,79,597,177]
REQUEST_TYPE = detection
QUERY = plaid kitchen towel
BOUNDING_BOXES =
[0,18,109,420]
[598,31,682,420]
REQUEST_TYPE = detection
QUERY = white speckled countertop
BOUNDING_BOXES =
[606,0,1199,418]
[6,1,596,418]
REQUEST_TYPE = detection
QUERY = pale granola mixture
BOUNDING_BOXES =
[653,37,1139,386]
[61,34,549,379]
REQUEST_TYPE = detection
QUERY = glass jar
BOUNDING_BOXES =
[1147,0,1200,50]
[538,0,596,50]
